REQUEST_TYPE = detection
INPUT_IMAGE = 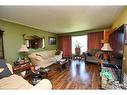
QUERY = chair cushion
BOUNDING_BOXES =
[87,49,99,56]
[0,59,12,79]
[86,52,92,56]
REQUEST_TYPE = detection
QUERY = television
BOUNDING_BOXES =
[109,24,126,84]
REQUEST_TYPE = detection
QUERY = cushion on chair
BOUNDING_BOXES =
[0,59,12,79]
[86,51,93,56]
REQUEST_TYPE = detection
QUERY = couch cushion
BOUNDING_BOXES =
[95,51,103,59]
[39,62,54,68]
[37,50,56,59]
[0,74,32,89]
[0,59,12,79]
[28,50,59,68]
[86,56,99,64]
[28,52,42,61]
[86,52,93,56]
[87,49,99,56]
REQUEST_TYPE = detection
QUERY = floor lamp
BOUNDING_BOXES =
[101,43,113,61]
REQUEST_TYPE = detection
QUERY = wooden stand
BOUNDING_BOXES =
[13,62,33,80]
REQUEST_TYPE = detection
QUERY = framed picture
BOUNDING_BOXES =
[48,37,56,45]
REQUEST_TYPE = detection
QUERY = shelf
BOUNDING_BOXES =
[13,63,34,81]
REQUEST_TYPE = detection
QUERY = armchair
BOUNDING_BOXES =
[0,63,52,89]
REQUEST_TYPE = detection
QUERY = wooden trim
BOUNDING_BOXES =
[0,30,4,59]
[103,28,116,43]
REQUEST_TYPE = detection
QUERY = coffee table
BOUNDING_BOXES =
[32,68,50,85]
[39,68,50,78]
[55,59,69,71]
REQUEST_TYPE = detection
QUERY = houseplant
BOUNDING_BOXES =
[75,41,81,55]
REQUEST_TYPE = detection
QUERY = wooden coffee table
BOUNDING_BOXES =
[39,68,50,78]
[55,59,69,71]
[32,68,50,85]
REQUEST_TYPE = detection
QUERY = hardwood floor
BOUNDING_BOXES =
[48,60,101,89]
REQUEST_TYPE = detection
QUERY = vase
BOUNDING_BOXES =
[75,48,81,55]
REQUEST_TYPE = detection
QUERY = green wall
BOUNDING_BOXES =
[0,20,58,64]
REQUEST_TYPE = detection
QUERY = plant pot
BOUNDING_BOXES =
[75,48,81,55]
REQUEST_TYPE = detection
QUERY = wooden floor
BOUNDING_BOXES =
[48,60,101,89]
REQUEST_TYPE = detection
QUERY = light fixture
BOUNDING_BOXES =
[19,45,29,63]
[101,43,113,61]
[19,45,29,52]
[101,43,113,51]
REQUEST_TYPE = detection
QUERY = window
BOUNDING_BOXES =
[72,35,87,54]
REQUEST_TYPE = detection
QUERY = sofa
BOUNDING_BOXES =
[0,63,52,89]
[28,50,63,68]
[82,49,103,64]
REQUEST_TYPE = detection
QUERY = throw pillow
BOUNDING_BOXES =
[98,51,103,60]
[0,59,12,79]
[55,50,61,55]
[92,49,99,56]
[95,51,103,60]
[95,52,99,59]
[86,51,93,56]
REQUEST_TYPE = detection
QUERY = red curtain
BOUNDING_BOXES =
[88,32,103,50]
[59,35,72,58]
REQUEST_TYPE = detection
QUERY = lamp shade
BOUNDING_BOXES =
[101,43,113,51]
[19,45,29,52]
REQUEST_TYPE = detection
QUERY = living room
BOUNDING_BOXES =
[0,5,127,91]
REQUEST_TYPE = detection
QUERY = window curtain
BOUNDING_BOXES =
[58,35,72,58]
[87,32,103,50]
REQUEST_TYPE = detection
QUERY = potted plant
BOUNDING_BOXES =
[75,41,81,55]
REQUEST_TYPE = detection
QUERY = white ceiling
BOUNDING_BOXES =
[0,6,124,34]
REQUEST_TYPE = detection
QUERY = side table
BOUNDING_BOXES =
[13,63,34,81]
[73,54,83,60]
[32,68,50,85]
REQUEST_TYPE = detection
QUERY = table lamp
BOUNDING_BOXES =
[19,45,29,63]
[19,45,29,52]
[101,43,113,61]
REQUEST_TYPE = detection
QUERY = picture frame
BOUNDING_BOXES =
[48,37,56,45]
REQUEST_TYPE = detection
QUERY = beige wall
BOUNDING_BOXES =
[112,7,127,75]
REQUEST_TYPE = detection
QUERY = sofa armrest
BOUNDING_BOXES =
[7,63,13,74]
[31,79,52,89]
[82,52,87,62]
